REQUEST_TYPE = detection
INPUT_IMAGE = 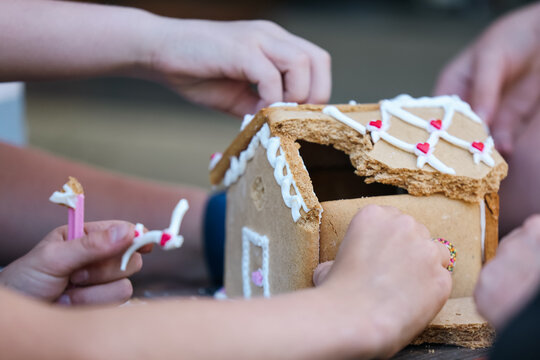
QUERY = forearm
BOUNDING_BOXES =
[71,290,373,360]
[0,0,158,81]
[0,287,73,360]
[0,143,208,283]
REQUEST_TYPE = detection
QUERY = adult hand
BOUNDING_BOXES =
[434,2,540,155]
[0,221,145,305]
[144,19,332,116]
[313,205,452,358]
[475,214,540,330]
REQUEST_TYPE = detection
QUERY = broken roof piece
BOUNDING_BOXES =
[210,95,508,218]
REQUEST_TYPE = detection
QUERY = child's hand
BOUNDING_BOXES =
[434,2,540,155]
[0,221,144,305]
[313,205,452,358]
[144,19,331,116]
[475,214,540,330]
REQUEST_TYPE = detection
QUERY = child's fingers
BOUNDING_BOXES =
[261,40,312,104]
[491,71,540,155]
[137,243,154,254]
[57,278,133,306]
[243,51,283,107]
[288,35,332,104]
[70,252,143,286]
[48,222,134,275]
[313,261,333,287]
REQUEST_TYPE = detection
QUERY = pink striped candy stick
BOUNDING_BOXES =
[68,194,85,240]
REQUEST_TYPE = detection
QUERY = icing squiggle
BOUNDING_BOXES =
[242,227,270,298]
[223,123,309,222]
[323,94,495,175]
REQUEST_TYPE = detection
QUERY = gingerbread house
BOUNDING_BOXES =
[209,95,508,348]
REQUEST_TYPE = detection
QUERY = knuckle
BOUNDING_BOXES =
[253,20,281,32]
[397,213,416,230]
[292,52,310,67]
[319,49,331,67]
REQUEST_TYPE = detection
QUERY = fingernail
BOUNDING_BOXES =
[109,224,129,244]
[57,294,71,306]
[71,269,89,284]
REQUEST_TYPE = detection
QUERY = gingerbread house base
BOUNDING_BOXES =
[413,297,495,349]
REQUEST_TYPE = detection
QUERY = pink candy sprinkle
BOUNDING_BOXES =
[251,269,264,287]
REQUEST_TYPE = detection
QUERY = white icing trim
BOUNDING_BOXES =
[240,114,255,131]
[222,123,310,222]
[242,227,270,298]
[208,153,222,170]
[323,94,495,175]
[480,200,486,263]
[49,184,79,208]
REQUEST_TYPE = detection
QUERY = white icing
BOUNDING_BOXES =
[324,94,495,175]
[240,114,255,131]
[323,105,366,135]
[120,199,189,271]
[480,200,486,263]
[222,123,310,222]
[269,102,298,108]
[208,153,222,170]
[49,184,79,208]
[348,100,357,105]
[242,227,270,298]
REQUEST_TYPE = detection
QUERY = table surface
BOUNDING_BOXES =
[133,281,491,359]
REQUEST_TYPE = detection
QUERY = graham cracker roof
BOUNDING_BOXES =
[210,95,508,205]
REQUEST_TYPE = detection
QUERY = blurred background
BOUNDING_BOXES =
[7,0,535,188]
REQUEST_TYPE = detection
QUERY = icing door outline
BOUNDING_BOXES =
[242,227,270,298]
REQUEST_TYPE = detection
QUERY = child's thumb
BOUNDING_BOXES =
[58,223,132,272]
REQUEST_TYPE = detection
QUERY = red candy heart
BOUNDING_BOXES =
[472,142,484,151]
[430,119,442,130]
[160,233,172,246]
[134,230,140,238]
[416,142,430,154]
[368,120,382,129]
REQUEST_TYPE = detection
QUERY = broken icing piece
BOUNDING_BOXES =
[49,177,85,240]
[120,199,189,271]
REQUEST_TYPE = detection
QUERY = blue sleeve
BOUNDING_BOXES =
[203,191,227,287]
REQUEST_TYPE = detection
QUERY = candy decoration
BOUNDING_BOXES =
[120,199,189,271]
[472,142,484,152]
[160,232,172,246]
[416,142,430,154]
[368,120,382,129]
[49,177,85,241]
[251,269,264,287]
[430,119,442,130]
[434,238,457,273]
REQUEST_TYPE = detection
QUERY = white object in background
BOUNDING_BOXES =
[0,82,26,146]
